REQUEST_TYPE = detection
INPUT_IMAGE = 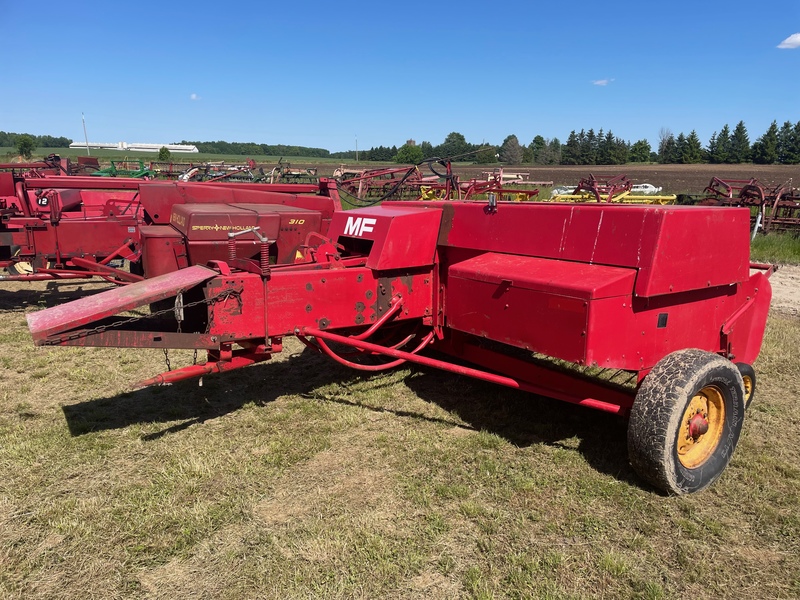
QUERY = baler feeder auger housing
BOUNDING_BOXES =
[27,200,773,495]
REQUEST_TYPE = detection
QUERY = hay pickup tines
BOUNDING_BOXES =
[0,174,341,282]
[28,199,772,495]
[699,177,800,234]
[551,174,677,204]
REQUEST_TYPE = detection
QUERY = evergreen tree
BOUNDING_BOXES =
[561,131,581,165]
[546,138,562,165]
[583,129,598,164]
[658,133,677,164]
[499,135,524,165]
[752,121,779,164]
[791,122,800,164]
[710,125,731,163]
[705,132,718,163]
[683,131,703,163]
[528,135,547,164]
[729,121,751,163]
[777,121,794,163]
[675,133,688,164]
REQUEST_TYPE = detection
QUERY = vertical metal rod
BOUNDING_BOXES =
[81,113,90,155]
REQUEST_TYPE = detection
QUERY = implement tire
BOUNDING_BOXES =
[628,349,745,495]
[735,362,757,409]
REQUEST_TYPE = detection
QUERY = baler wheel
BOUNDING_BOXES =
[735,363,757,409]
[7,254,52,275]
[627,349,745,495]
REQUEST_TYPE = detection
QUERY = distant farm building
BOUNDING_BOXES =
[68,141,199,153]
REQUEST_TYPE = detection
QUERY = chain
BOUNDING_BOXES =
[164,348,172,371]
[41,288,242,346]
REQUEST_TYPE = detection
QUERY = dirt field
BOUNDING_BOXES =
[313,162,800,196]
[771,264,800,315]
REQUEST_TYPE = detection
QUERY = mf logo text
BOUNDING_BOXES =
[344,217,377,237]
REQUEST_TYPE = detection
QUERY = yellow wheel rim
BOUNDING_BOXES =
[742,375,754,404]
[677,385,726,469]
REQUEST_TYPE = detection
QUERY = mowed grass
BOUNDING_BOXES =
[1,281,799,599]
[751,233,800,264]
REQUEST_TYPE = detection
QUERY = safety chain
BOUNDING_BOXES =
[41,288,242,346]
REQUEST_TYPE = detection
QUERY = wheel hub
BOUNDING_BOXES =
[677,386,726,469]
[688,412,709,439]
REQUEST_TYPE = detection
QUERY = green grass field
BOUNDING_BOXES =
[1,278,798,598]
[1,148,799,597]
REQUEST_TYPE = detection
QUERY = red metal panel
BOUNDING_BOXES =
[140,225,184,277]
[328,205,442,270]
[638,207,750,296]
[447,255,636,364]
[399,202,750,297]
[138,182,336,230]
[448,253,635,299]
[24,176,144,190]
[265,267,434,336]
[27,265,217,343]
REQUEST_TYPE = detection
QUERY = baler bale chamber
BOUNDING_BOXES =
[27,200,773,495]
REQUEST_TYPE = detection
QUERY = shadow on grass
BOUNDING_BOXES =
[61,346,641,488]
[0,280,114,311]
[403,366,642,489]
[62,346,357,440]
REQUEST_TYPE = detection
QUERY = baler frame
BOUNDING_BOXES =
[27,198,773,495]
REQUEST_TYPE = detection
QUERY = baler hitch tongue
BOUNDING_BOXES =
[26,265,218,345]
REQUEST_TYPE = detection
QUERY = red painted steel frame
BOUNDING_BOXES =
[27,200,772,417]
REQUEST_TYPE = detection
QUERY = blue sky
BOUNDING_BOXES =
[2,1,798,152]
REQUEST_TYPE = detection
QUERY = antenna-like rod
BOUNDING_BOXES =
[81,113,90,155]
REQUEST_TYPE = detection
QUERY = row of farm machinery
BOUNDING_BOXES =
[0,158,784,495]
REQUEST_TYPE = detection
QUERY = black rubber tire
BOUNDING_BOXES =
[6,261,31,275]
[627,349,745,495]
[735,362,757,409]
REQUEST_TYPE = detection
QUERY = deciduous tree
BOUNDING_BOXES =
[16,134,35,159]
[394,144,423,164]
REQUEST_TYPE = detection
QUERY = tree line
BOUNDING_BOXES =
[180,140,330,158]
[6,120,800,165]
[374,120,800,166]
[0,131,73,148]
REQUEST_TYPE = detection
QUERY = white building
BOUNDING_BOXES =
[69,141,199,153]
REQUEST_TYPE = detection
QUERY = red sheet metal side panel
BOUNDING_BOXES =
[27,265,217,343]
[328,205,443,271]
[446,255,636,364]
[399,202,750,298]
[0,171,15,196]
[639,207,750,297]
[4,218,140,260]
[447,253,636,298]
[265,268,434,336]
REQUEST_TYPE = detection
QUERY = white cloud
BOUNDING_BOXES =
[190,93,200,101]
[778,33,800,48]
[592,79,614,86]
